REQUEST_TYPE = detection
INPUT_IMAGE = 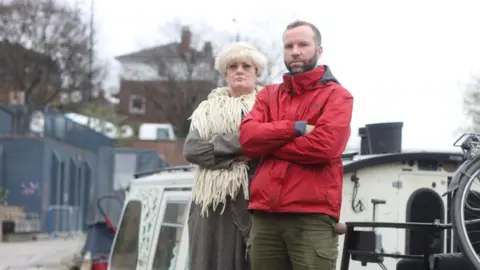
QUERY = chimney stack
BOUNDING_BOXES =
[180,26,192,53]
[203,41,212,55]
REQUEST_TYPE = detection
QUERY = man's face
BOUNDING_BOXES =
[283,25,322,74]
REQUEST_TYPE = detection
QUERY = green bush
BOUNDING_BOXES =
[0,185,8,205]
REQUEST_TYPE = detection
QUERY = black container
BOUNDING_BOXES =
[365,122,403,154]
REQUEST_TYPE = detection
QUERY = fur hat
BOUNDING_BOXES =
[214,42,268,77]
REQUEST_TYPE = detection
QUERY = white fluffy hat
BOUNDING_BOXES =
[214,42,268,77]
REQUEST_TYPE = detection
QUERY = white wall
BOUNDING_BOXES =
[339,162,452,270]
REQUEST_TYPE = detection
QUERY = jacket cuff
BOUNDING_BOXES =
[294,121,307,136]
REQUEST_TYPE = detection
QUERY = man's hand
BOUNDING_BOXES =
[237,156,251,162]
[305,125,315,135]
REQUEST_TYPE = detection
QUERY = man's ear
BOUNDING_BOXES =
[317,46,323,58]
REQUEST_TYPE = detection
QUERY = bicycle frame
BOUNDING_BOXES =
[444,133,480,197]
[444,156,480,196]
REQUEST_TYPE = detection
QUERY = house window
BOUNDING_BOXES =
[129,95,146,114]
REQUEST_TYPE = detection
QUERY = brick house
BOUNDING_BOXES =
[115,27,221,165]
[114,26,218,124]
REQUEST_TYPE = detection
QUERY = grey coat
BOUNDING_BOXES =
[183,129,257,270]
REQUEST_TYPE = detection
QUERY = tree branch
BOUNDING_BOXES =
[0,0,105,109]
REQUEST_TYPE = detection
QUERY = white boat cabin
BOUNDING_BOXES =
[107,122,468,270]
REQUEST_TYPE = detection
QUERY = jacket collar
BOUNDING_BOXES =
[282,65,340,95]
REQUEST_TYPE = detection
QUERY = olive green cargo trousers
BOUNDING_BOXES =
[248,211,338,270]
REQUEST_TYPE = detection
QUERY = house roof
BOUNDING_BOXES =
[0,41,59,70]
[115,43,181,62]
[115,42,212,64]
[0,40,61,86]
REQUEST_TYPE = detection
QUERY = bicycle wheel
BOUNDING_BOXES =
[452,159,480,270]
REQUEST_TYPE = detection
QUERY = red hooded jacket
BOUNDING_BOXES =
[239,65,353,220]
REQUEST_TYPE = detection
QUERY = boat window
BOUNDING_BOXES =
[152,200,189,269]
[110,200,142,269]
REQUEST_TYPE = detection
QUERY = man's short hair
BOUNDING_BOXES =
[284,20,322,46]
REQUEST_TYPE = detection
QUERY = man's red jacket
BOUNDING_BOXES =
[239,65,353,221]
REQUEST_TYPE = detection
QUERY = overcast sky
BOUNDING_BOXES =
[78,0,480,151]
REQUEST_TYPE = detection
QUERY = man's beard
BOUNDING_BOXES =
[285,54,318,74]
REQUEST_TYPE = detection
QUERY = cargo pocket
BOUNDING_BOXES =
[307,214,339,269]
[314,246,338,270]
[313,226,338,269]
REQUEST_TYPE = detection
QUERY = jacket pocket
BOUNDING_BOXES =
[325,163,343,212]
[249,159,276,204]
[313,166,331,203]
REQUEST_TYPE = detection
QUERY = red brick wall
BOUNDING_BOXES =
[117,80,168,124]
[126,139,188,166]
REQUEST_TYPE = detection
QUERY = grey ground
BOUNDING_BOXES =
[0,235,84,270]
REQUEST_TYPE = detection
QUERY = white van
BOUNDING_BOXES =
[108,166,194,270]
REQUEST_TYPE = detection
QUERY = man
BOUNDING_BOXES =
[239,20,353,270]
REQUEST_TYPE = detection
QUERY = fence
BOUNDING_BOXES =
[44,205,82,237]
[0,105,114,152]
[12,212,42,233]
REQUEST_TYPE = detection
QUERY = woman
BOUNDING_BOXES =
[183,42,267,270]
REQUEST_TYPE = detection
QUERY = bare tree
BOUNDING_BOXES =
[120,20,221,138]
[233,17,286,85]
[0,0,104,109]
[243,37,285,85]
[461,76,480,133]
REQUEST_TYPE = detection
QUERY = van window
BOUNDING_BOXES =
[156,128,170,140]
[152,201,189,269]
[110,200,142,269]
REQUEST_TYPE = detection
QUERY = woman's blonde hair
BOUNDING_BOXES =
[214,42,268,77]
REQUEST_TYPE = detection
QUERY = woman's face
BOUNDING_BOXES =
[225,59,257,96]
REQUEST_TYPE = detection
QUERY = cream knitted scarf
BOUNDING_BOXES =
[189,85,262,217]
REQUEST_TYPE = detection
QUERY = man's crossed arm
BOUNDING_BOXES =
[239,86,354,164]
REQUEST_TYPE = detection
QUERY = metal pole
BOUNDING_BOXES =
[88,0,94,101]
[232,18,240,42]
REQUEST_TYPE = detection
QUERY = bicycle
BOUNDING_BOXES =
[449,132,480,270]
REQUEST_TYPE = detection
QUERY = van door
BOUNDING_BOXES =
[148,190,191,270]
